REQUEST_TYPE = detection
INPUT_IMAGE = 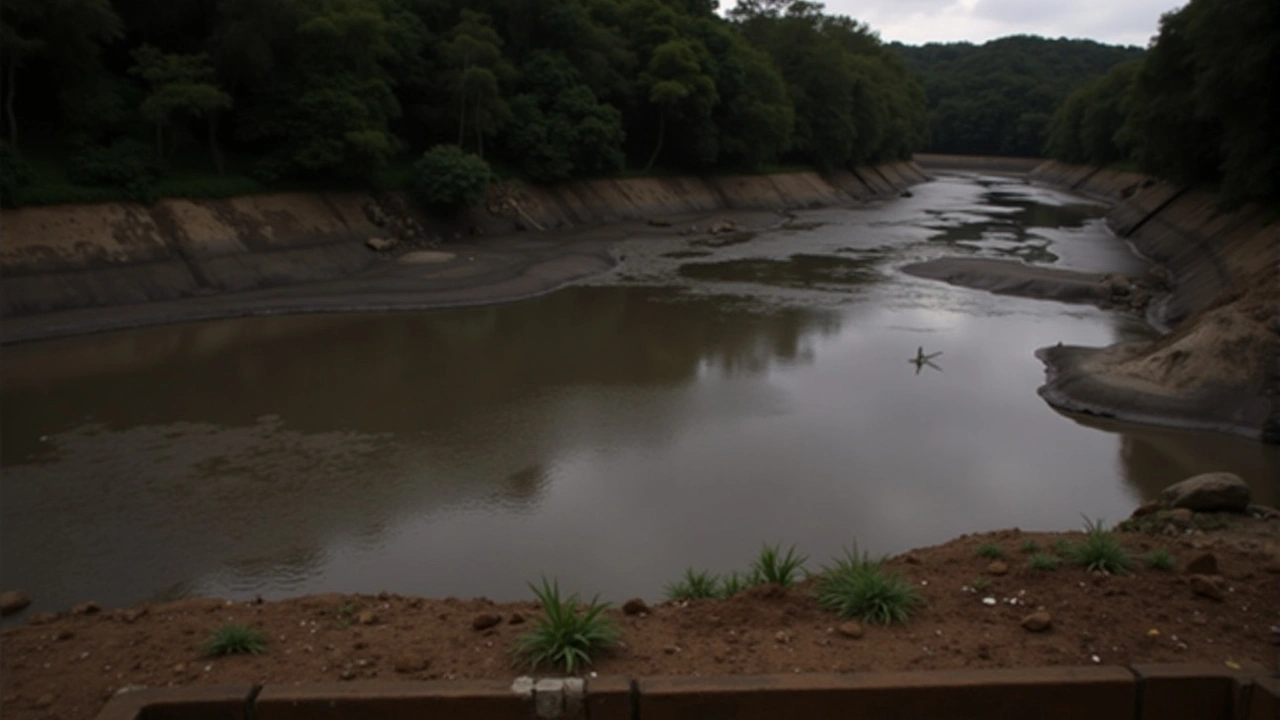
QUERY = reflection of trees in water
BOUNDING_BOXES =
[0,287,844,608]
[1065,412,1279,506]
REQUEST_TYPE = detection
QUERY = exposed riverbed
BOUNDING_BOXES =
[2,173,1275,616]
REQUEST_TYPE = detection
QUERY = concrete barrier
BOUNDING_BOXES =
[92,664,1275,719]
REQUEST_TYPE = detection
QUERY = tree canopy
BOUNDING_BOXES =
[894,36,1143,157]
[1045,0,1279,207]
[0,0,928,205]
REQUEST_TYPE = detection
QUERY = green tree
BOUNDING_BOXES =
[130,45,233,171]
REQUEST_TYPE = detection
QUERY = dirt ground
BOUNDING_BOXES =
[3,513,1277,720]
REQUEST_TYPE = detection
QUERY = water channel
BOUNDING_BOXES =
[3,173,1276,615]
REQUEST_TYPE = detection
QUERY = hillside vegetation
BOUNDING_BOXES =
[0,0,927,207]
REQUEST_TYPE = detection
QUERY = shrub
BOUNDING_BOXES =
[814,544,921,625]
[976,543,1005,559]
[203,623,268,657]
[750,543,808,587]
[1027,553,1060,571]
[665,568,720,600]
[1145,549,1176,571]
[1068,517,1133,574]
[513,578,618,674]
[413,144,490,211]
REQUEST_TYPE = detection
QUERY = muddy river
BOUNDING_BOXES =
[3,173,1276,615]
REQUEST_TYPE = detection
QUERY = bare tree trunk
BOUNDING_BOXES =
[5,58,17,148]
[644,113,666,171]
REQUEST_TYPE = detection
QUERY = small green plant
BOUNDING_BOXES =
[750,543,808,587]
[203,623,269,657]
[814,544,921,625]
[1145,549,1176,571]
[665,568,720,600]
[1019,539,1042,554]
[1027,553,1060,571]
[1068,516,1134,574]
[513,578,619,674]
[971,577,990,592]
[976,543,1005,559]
[718,571,749,598]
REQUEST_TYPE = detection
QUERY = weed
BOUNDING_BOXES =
[665,568,720,600]
[717,572,749,599]
[750,543,808,587]
[1145,549,1176,571]
[203,623,268,657]
[976,543,1005,559]
[1068,516,1134,574]
[814,544,921,625]
[513,578,618,674]
[1019,539,1041,554]
[1027,553,1060,571]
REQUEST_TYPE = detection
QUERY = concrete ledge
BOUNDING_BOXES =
[91,666,1279,719]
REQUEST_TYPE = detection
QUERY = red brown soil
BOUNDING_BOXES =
[4,518,1278,720]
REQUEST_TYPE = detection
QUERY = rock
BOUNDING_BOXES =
[366,237,398,252]
[1160,472,1250,513]
[1,590,31,616]
[72,601,101,616]
[622,598,649,616]
[1130,500,1161,518]
[1020,611,1052,632]
[355,610,378,626]
[986,561,1009,576]
[1189,574,1225,601]
[508,612,525,625]
[1184,553,1219,576]
[471,613,502,631]
[393,653,429,673]
[837,622,864,639]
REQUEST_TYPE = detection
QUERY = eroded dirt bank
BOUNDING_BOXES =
[2,510,1276,720]
[1028,161,1279,442]
[0,163,926,343]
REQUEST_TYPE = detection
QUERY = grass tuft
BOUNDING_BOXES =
[1067,516,1134,574]
[750,543,808,587]
[513,578,619,675]
[814,544,921,625]
[203,623,268,657]
[1145,549,1176,571]
[665,568,720,600]
[976,542,1005,559]
[1027,553,1060,571]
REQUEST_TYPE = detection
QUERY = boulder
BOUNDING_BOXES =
[1160,472,1250,513]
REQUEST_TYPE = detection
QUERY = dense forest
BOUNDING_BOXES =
[1045,0,1279,207]
[0,0,928,207]
[893,36,1143,158]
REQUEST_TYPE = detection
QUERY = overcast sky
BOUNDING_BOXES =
[737,0,1187,47]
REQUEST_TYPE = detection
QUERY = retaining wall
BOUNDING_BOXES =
[94,664,1278,720]
[0,162,925,319]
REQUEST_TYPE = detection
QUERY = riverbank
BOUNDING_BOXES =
[1026,161,1279,443]
[3,499,1276,720]
[0,163,926,344]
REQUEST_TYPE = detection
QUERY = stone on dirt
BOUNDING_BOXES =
[622,598,649,616]
[1160,472,1250,513]
[471,613,502,631]
[1188,574,1226,601]
[1020,611,1052,632]
[1183,553,1219,576]
[0,590,31,616]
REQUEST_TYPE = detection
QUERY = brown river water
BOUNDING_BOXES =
[2,173,1276,616]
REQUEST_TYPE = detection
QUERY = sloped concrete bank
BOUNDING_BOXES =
[0,162,926,342]
[1027,160,1279,443]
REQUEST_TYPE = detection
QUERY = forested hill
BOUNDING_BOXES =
[0,0,928,207]
[893,36,1143,157]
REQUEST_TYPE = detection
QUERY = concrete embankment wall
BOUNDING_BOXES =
[1027,160,1277,329]
[0,161,926,318]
